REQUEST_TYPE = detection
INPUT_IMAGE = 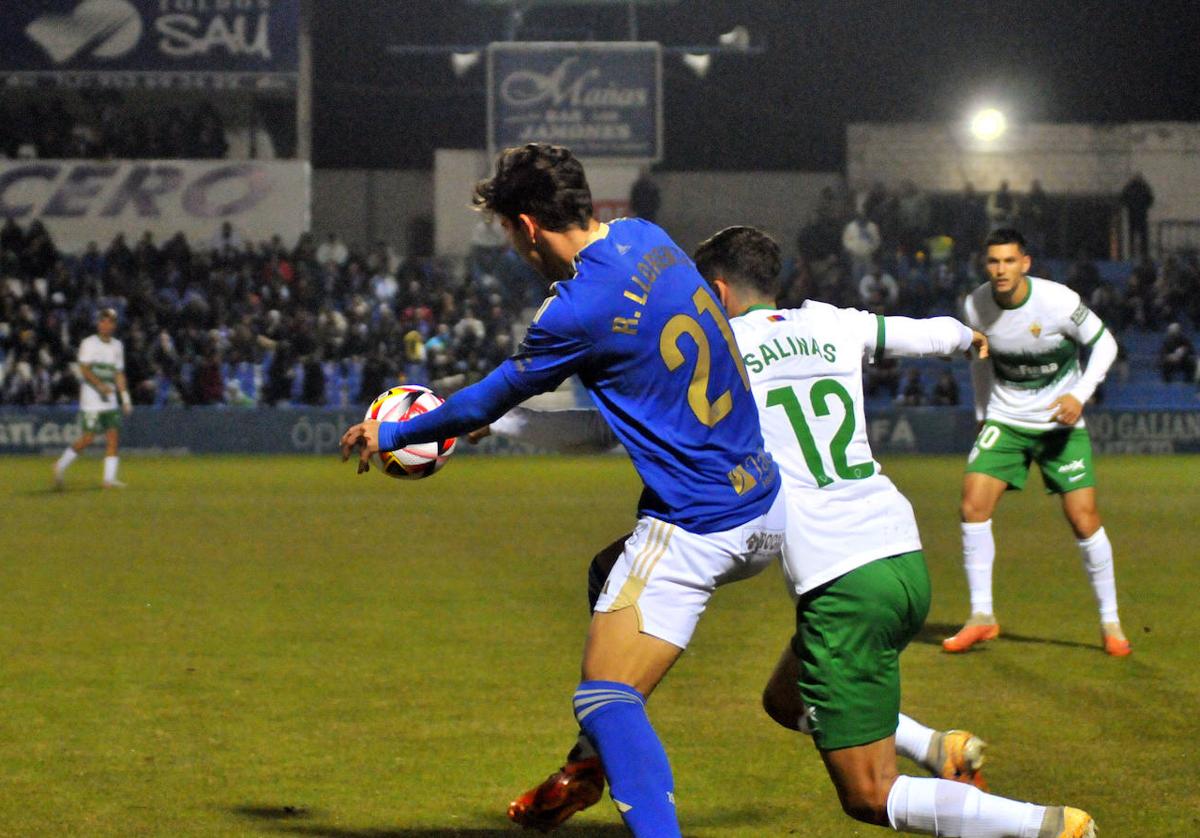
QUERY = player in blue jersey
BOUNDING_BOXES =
[340,144,786,838]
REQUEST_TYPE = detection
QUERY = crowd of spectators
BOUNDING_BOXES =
[788,176,1200,403]
[2,198,1198,410]
[0,216,538,408]
[0,96,230,160]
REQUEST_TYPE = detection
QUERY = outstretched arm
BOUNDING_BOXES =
[484,406,619,453]
[1050,328,1118,424]
[879,315,984,358]
[341,367,527,472]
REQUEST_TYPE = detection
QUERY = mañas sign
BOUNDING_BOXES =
[488,42,662,161]
[1,0,298,91]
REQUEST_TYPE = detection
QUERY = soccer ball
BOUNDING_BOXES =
[364,385,457,479]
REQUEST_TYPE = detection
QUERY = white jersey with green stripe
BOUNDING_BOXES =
[732,302,969,594]
[964,277,1106,431]
[77,334,124,412]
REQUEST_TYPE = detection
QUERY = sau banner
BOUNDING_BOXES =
[0,0,298,90]
[488,42,662,161]
[0,158,310,252]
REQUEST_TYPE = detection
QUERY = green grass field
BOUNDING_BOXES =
[2,453,1198,837]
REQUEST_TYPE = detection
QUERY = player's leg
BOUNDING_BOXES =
[947,422,1030,652]
[1037,429,1129,656]
[761,643,988,788]
[802,553,1094,837]
[578,495,786,837]
[509,535,627,831]
[102,421,124,488]
[54,414,98,488]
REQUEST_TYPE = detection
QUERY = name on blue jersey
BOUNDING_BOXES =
[612,245,689,336]
[744,334,836,373]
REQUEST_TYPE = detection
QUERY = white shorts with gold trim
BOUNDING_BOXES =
[592,489,787,649]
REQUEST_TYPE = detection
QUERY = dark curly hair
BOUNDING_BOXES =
[693,226,783,299]
[473,143,593,232]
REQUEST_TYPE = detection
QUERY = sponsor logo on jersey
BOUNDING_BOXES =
[745,530,783,554]
[1057,458,1086,473]
[1070,302,1090,326]
[1029,321,1042,338]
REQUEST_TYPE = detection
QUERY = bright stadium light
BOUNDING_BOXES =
[450,51,481,77]
[682,52,712,78]
[970,108,1007,141]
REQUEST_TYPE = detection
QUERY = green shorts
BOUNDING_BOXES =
[791,550,930,751]
[80,410,122,434]
[966,420,1095,494]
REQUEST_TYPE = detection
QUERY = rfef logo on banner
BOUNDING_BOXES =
[2,0,298,90]
[488,42,662,161]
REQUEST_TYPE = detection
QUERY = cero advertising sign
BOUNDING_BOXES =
[0,159,310,252]
[0,0,298,90]
[488,42,662,161]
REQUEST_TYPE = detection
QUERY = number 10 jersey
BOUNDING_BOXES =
[731,302,922,594]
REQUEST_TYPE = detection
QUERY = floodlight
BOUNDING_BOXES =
[682,53,711,78]
[717,25,750,51]
[970,108,1007,141]
[451,51,481,77]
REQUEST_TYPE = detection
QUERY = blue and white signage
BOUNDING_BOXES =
[488,42,662,161]
[0,0,299,90]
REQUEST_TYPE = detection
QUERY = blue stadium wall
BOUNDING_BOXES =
[2,407,1199,456]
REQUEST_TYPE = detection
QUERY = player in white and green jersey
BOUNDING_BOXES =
[944,228,1129,658]
[53,308,133,490]
[498,228,1095,838]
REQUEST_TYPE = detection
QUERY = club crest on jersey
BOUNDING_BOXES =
[1029,322,1042,338]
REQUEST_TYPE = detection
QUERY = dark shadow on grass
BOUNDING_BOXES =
[913,622,1094,651]
[231,804,628,837]
[232,805,320,821]
[230,802,781,836]
[19,486,103,496]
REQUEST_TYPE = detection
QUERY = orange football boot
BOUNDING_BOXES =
[508,757,605,832]
[931,730,989,791]
[942,614,1000,653]
[1102,622,1132,656]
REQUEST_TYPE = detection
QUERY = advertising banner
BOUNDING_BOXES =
[488,42,662,161]
[0,158,310,252]
[5,408,1198,457]
[0,0,298,91]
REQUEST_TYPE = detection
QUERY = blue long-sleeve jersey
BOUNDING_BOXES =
[378,218,778,533]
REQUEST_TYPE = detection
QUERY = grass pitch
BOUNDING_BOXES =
[2,452,1198,837]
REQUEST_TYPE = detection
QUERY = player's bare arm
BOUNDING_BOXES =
[1048,393,1084,425]
[80,363,112,397]
[116,372,132,415]
[341,420,382,473]
[971,330,989,359]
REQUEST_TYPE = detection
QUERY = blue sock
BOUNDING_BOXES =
[573,680,680,838]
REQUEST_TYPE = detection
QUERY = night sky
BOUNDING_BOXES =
[312,0,1200,170]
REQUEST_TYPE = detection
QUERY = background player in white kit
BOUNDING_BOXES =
[943,229,1129,657]
[53,308,132,489]
[496,227,1095,837]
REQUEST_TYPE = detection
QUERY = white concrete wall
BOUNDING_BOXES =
[314,165,841,258]
[847,121,1200,229]
[312,169,432,253]
[657,171,843,255]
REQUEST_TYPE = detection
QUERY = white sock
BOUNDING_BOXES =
[895,714,936,768]
[103,456,119,484]
[887,775,1046,837]
[55,448,78,475]
[961,521,996,616]
[1077,527,1119,623]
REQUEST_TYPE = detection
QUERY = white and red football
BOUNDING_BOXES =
[364,385,457,479]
